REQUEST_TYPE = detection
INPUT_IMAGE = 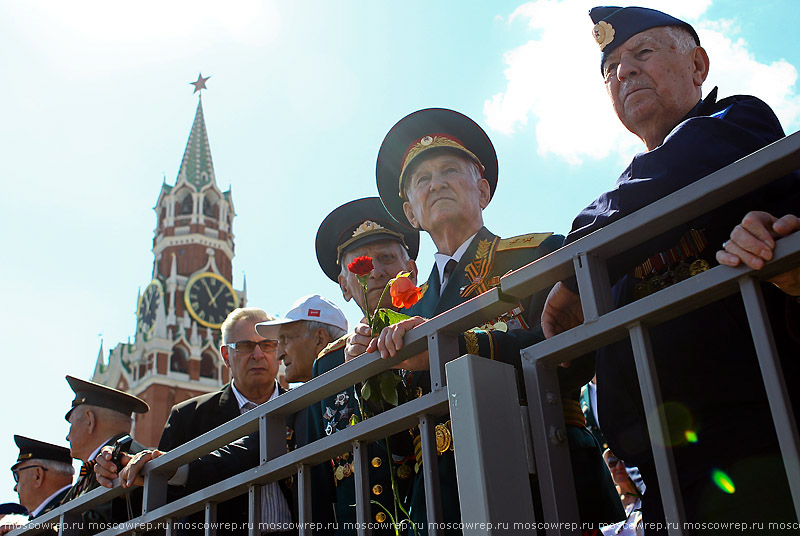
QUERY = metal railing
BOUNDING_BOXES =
[12,130,800,536]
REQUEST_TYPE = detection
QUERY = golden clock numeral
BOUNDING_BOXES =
[191,301,201,310]
[226,299,235,308]
[198,310,206,319]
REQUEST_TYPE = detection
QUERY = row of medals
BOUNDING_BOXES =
[632,258,710,301]
[332,452,415,482]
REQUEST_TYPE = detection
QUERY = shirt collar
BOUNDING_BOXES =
[30,484,72,518]
[434,232,478,283]
[230,379,279,409]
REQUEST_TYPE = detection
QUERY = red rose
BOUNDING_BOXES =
[390,274,423,309]
[347,255,374,276]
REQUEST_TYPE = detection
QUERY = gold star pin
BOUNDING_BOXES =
[190,73,211,94]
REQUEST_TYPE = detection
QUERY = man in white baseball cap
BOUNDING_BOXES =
[256,294,348,384]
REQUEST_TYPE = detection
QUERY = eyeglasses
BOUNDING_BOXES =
[12,465,48,482]
[226,339,278,354]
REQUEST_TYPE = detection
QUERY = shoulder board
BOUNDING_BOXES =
[317,334,347,359]
[497,232,554,252]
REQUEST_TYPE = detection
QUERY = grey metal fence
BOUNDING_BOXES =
[11,130,800,536]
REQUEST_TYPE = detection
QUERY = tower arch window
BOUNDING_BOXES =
[202,197,218,219]
[170,346,189,374]
[178,195,193,215]
[200,352,219,379]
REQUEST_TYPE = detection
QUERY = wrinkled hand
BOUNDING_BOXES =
[717,211,800,296]
[94,445,128,488]
[95,447,164,488]
[367,316,431,370]
[345,322,373,362]
[542,282,584,339]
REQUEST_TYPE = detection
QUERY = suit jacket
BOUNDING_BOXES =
[159,383,295,535]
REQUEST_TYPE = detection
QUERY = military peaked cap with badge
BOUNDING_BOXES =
[376,107,498,227]
[315,196,420,282]
[589,6,700,73]
[12,435,73,470]
[64,375,149,420]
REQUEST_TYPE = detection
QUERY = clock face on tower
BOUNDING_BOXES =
[137,280,164,338]
[184,272,239,329]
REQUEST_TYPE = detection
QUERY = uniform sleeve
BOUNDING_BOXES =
[458,326,594,395]
[157,405,183,451]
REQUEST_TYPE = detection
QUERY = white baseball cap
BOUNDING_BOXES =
[255,294,348,339]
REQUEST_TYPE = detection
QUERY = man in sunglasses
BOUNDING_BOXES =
[158,307,293,535]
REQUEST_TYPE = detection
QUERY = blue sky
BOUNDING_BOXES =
[0,0,798,504]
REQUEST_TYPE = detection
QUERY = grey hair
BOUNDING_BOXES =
[304,320,347,341]
[221,308,272,344]
[39,459,75,477]
[664,25,698,54]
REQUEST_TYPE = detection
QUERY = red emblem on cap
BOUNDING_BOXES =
[308,309,321,317]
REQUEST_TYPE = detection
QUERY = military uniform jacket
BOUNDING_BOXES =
[563,90,800,523]
[31,487,71,520]
[305,339,414,535]
[60,434,145,535]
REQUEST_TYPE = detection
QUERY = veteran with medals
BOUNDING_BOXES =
[311,197,420,534]
[542,6,800,531]
[351,108,623,533]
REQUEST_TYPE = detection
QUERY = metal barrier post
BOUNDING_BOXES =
[628,322,687,536]
[446,355,536,534]
[353,440,372,536]
[419,414,443,536]
[738,276,800,517]
[521,348,580,536]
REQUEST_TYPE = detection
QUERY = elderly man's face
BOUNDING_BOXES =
[277,321,323,383]
[402,153,490,234]
[603,27,707,147]
[13,462,40,511]
[222,318,279,395]
[66,410,92,462]
[339,239,417,313]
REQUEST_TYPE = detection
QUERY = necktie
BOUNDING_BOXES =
[242,401,258,412]
[441,258,458,295]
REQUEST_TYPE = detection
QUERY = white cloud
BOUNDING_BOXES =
[485,0,800,164]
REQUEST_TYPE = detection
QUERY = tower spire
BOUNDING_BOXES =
[177,94,216,190]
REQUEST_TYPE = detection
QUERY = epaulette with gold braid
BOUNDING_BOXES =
[497,232,553,252]
[317,334,348,359]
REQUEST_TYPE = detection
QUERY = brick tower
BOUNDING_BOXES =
[91,90,244,447]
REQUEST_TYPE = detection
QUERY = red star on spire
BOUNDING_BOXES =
[190,73,210,94]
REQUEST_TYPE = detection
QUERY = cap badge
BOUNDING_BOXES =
[420,135,433,146]
[593,21,615,50]
[352,220,386,238]
[308,309,321,317]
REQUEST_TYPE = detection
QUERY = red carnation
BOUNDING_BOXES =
[347,255,374,277]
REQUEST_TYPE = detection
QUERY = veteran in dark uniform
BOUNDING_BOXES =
[62,375,148,534]
[354,108,622,533]
[11,436,74,520]
[311,196,420,533]
[542,6,800,531]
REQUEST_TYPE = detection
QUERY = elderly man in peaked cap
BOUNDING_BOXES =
[11,436,74,520]
[306,197,419,533]
[351,108,623,533]
[542,6,800,531]
[62,375,148,533]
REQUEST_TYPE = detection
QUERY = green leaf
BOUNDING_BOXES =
[361,380,372,400]
[371,308,412,336]
[380,371,400,406]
